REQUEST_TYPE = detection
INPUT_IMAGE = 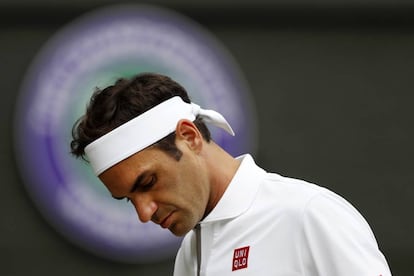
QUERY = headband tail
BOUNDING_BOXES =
[197,108,235,136]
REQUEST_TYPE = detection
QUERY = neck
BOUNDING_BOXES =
[202,142,241,219]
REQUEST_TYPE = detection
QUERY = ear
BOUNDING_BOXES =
[175,119,203,152]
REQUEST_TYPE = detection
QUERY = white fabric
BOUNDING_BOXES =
[85,96,234,175]
[174,155,392,276]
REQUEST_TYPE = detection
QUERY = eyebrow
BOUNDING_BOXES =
[111,172,147,200]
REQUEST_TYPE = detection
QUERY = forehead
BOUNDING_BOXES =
[98,146,164,181]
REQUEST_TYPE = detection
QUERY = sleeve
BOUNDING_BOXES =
[301,190,392,276]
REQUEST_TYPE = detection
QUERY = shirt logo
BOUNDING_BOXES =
[232,246,250,271]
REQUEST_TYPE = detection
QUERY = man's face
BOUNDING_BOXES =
[99,141,210,236]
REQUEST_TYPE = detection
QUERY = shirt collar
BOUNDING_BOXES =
[201,154,267,223]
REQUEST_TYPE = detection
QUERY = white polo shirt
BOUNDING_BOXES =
[174,154,392,276]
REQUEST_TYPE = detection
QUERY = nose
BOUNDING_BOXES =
[131,196,158,223]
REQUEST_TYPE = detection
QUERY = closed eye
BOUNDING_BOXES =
[129,174,156,195]
[139,175,156,192]
[119,174,157,203]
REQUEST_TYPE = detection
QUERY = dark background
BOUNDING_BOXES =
[1,0,413,275]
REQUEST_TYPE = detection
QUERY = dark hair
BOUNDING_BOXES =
[70,72,211,160]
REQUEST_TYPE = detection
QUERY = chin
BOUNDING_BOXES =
[169,223,192,237]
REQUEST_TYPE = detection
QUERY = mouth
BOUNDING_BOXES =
[160,212,174,229]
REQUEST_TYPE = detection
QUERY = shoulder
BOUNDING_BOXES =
[256,172,328,212]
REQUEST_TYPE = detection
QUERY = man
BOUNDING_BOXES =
[71,72,392,275]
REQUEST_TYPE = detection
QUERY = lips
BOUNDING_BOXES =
[160,212,174,229]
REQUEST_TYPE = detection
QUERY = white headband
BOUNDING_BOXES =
[84,96,235,175]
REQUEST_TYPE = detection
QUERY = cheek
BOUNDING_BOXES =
[161,156,208,208]
[178,178,208,217]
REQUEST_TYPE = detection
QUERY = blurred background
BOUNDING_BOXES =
[1,0,413,275]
